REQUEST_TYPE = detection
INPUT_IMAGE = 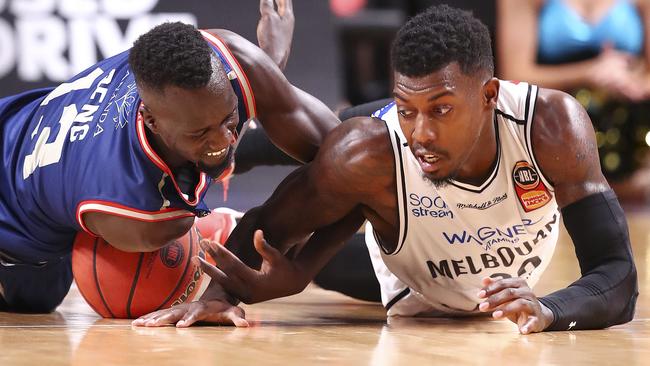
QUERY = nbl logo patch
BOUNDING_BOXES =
[160,241,184,268]
[512,161,551,212]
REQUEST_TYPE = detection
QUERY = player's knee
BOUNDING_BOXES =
[3,286,69,313]
[0,256,73,313]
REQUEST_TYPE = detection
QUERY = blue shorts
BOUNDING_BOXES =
[0,252,72,313]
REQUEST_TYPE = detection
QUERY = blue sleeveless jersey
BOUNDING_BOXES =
[0,30,255,262]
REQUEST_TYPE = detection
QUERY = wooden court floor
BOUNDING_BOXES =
[2,213,650,365]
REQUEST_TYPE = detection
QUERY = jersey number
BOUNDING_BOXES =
[22,68,111,179]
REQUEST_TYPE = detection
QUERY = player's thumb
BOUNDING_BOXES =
[519,316,540,335]
[253,229,281,263]
[228,308,250,327]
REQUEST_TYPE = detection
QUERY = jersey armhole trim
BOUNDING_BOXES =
[379,122,408,256]
[76,200,195,236]
[200,30,257,120]
[524,85,555,190]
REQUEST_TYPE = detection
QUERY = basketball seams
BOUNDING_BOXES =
[74,225,204,319]
[93,237,116,318]
[125,253,145,319]
[153,228,195,312]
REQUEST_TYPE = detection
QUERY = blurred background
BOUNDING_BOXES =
[1,0,648,210]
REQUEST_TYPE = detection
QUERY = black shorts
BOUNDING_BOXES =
[0,253,73,313]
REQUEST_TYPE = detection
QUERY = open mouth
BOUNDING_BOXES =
[416,151,444,173]
[422,153,440,164]
[205,147,228,158]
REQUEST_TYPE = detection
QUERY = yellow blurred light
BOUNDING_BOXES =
[604,152,621,172]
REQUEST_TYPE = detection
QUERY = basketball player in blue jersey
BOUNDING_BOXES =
[0,0,341,315]
[136,5,638,333]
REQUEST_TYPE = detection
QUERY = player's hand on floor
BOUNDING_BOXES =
[197,230,309,304]
[131,299,248,328]
[257,0,294,69]
[477,277,554,334]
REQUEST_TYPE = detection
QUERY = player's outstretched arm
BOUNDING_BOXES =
[478,88,638,333]
[214,117,392,300]
[534,89,638,330]
[210,29,340,164]
[134,117,393,326]
[257,0,294,70]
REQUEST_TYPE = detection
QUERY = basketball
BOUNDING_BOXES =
[194,208,240,265]
[71,226,205,319]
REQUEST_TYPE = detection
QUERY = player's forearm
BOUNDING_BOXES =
[539,258,637,330]
[224,207,265,269]
[540,190,638,330]
[292,209,366,280]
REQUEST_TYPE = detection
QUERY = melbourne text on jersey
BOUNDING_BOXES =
[428,213,558,280]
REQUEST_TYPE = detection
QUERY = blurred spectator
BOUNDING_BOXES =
[332,0,495,106]
[497,0,650,203]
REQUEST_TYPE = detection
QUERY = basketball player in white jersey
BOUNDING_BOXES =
[135,5,637,334]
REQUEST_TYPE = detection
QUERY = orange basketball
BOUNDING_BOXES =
[72,226,204,319]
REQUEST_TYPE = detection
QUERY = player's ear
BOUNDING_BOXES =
[482,77,499,108]
[140,105,159,133]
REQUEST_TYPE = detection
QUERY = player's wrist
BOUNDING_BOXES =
[539,301,555,330]
[200,280,241,306]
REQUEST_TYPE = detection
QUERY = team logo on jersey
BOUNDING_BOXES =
[512,161,551,212]
[160,241,184,268]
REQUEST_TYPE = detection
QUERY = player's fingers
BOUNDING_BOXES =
[260,0,274,15]
[519,315,544,335]
[491,298,534,321]
[278,0,293,16]
[132,310,163,325]
[479,287,528,312]
[225,307,250,327]
[253,230,283,264]
[132,307,180,326]
[196,256,250,301]
[206,308,249,327]
[200,239,254,282]
[477,277,495,298]
[481,277,529,297]
[195,255,228,282]
[176,309,201,328]
[144,307,186,327]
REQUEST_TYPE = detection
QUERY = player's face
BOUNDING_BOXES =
[394,63,498,186]
[143,83,239,178]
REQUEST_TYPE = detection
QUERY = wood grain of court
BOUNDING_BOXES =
[1,212,649,365]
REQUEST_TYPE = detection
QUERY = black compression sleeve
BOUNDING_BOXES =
[539,190,638,331]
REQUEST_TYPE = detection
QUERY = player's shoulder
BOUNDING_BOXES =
[530,87,603,189]
[313,116,394,188]
[532,87,592,146]
[324,116,392,154]
[203,29,267,68]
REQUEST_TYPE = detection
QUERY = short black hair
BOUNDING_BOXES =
[391,4,494,78]
[129,22,214,92]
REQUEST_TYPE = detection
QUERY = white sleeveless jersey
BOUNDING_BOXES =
[366,81,561,316]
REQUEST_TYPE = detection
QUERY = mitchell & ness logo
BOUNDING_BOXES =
[456,193,507,210]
